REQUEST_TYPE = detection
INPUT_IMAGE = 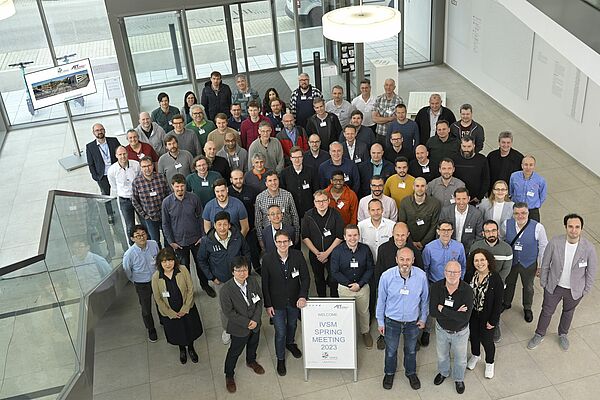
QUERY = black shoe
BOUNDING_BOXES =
[502,303,512,311]
[420,331,430,347]
[377,335,386,350]
[455,381,465,394]
[179,349,187,364]
[203,285,217,298]
[277,359,286,376]
[188,347,198,363]
[524,309,533,323]
[382,374,394,390]
[408,374,421,390]
[148,328,158,343]
[286,343,302,358]
[434,373,446,385]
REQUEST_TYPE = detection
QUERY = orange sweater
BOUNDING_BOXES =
[325,184,358,226]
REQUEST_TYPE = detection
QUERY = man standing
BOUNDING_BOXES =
[345,110,375,147]
[438,188,484,253]
[450,104,485,153]
[303,134,330,183]
[528,214,597,351]
[358,198,395,261]
[302,190,345,297]
[289,72,322,128]
[167,114,202,157]
[453,136,490,204]
[208,113,239,152]
[384,156,415,210]
[341,125,369,166]
[161,174,216,297]
[426,158,466,207]
[157,135,195,183]
[266,98,285,134]
[135,112,166,155]
[352,79,377,132]
[387,103,420,153]
[151,92,180,132]
[205,140,231,181]
[357,175,398,222]
[217,131,248,173]
[203,178,249,236]
[325,170,359,226]
[201,71,232,121]
[384,131,414,163]
[318,142,361,194]
[132,156,170,245]
[86,123,120,199]
[415,93,456,146]
[277,113,308,162]
[228,103,243,131]
[262,230,310,376]
[240,101,272,149]
[186,155,222,206]
[220,257,264,393]
[509,155,547,222]
[326,85,355,127]
[372,79,403,142]
[377,247,428,390]
[125,129,159,163]
[123,225,160,342]
[280,146,317,219]
[107,146,141,242]
[231,74,260,119]
[247,121,284,173]
[229,169,261,270]
[501,203,548,322]
[429,261,473,394]
[398,178,441,250]
[260,205,296,253]
[487,131,524,193]
[426,120,459,168]
[331,224,375,349]
[408,145,439,182]
[306,97,342,150]
[186,104,216,150]
[423,221,467,283]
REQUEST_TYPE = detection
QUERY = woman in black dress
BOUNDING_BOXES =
[151,248,203,364]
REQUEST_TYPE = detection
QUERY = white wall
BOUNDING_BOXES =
[404,0,432,58]
[444,0,600,176]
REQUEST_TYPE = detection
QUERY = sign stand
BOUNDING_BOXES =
[105,77,127,136]
[301,298,357,382]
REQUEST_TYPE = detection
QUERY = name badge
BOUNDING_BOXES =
[251,293,260,304]
[514,243,523,251]
[400,288,410,295]
[450,197,456,204]
[422,166,430,173]
[301,95,307,100]
[199,129,205,135]
[174,162,182,169]
[465,227,473,233]
[149,191,158,197]
[337,201,345,209]
[302,182,310,190]
[138,153,145,159]
[416,218,425,226]
[444,298,454,307]
[245,93,251,98]
[320,121,327,127]
[275,126,282,132]
[162,291,170,298]
[291,269,300,278]
[398,181,406,189]
[350,261,359,268]
[343,173,350,182]
[232,156,240,162]
[354,158,362,163]
[527,190,535,197]
[579,261,588,268]
[201,181,209,187]
[323,229,332,237]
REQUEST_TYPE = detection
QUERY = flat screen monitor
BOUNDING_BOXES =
[24,58,97,110]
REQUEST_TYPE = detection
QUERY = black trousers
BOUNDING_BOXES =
[134,282,155,330]
[224,330,260,378]
[469,311,495,363]
[175,243,210,288]
[308,252,338,297]
[97,175,114,216]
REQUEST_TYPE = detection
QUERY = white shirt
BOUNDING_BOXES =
[454,206,468,242]
[107,160,140,198]
[358,194,398,222]
[559,241,578,289]
[352,94,376,126]
[428,108,441,137]
[346,141,356,160]
[358,217,395,260]
[492,202,504,225]
[234,278,249,306]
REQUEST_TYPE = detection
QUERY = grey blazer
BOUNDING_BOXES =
[220,275,263,337]
[540,235,598,300]
[439,204,484,253]
[478,198,514,228]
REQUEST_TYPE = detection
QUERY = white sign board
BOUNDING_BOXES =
[104,77,124,100]
[301,298,357,378]
[407,91,447,116]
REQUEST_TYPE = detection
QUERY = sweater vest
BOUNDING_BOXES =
[505,219,538,267]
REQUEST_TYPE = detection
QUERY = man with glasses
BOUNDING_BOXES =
[280,146,317,219]
[186,104,216,150]
[208,113,239,152]
[260,205,296,254]
[261,230,310,376]
[166,114,202,157]
[277,113,308,163]
[429,261,473,394]
[290,72,322,128]
[384,131,414,163]
[247,121,284,173]
[303,134,329,182]
[358,175,398,222]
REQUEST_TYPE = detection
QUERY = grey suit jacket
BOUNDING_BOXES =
[439,204,484,253]
[220,275,263,337]
[478,198,514,227]
[540,235,598,300]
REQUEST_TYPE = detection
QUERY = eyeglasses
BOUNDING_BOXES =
[133,233,147,239]
[309,141,321,144]
[445,270,461,275]
[493,188,508,191]
[275,240,289,245]
[314,199,328,203]
[233,268,249,273]
[438,228,453,232]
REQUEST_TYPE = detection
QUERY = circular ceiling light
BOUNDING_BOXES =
[322,5,401,43]
[0,0,16,21]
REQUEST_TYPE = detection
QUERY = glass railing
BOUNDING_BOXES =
[0,190,129,399]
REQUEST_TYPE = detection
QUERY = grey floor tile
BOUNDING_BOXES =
[93,384,151,400]
[555,374,600,400]
[93,342,149,395]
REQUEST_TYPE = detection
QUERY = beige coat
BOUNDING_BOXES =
[151,265,194,319]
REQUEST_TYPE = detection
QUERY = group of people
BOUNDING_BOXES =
[86,71,597,395]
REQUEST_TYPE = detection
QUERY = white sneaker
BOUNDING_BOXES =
[485,363,494,379]
[467,355,481,370]
[222,331,231,345]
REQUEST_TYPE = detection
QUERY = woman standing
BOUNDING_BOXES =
[465,248,503,379]
[478,180,514,229]
[182,91,198,124]
[262,88,286,115]
[151,248,203,364]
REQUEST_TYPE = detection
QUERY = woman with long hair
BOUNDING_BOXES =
[182,91,198,124]
[478,180,514,228]
[262,87,286,115]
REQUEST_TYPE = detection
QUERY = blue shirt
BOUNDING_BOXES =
[422,239,466,282]
[376,266,429,327]
[509,171,547,209]
[202,196,248,229]
[318,158,361,194]
[122,240,159,283]
[330,242,374,287]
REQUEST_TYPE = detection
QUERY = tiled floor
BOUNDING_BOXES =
[2,64,600,399]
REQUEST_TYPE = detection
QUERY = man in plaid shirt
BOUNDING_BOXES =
[255,171,300,247]
[132,156,171,246]
[372,79,404,141]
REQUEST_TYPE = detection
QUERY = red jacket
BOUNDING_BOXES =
[276,126,309,158]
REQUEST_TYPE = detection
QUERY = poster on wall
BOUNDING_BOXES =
[340,43,355,73]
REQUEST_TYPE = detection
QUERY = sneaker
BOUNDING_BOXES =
[558,334,570,351]
[407,374,421,390]
[493,325,502,343]
[485,363,494,379]
[148,328,158,343]
[377,335,386,350]
[222,331,231,345]
[382,374,394,390]
[467,355,481,370]
[527,333,544,350]
[362,333,374,349]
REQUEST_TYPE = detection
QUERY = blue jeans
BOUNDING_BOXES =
[384,318,419,376]
[272,305,300,360]
[143,218,162,247]
[435,322,469,382]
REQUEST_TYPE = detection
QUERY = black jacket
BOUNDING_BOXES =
[279,165,318,218]
[209,155,231,181]
[415,106,456,147]
[375,237,423,282]
[357,159,395,198]
[86,136,120,181]
[464,270,504,327]
[261,248,310,309]
[201,81,232,121]
[198,227,251,283]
